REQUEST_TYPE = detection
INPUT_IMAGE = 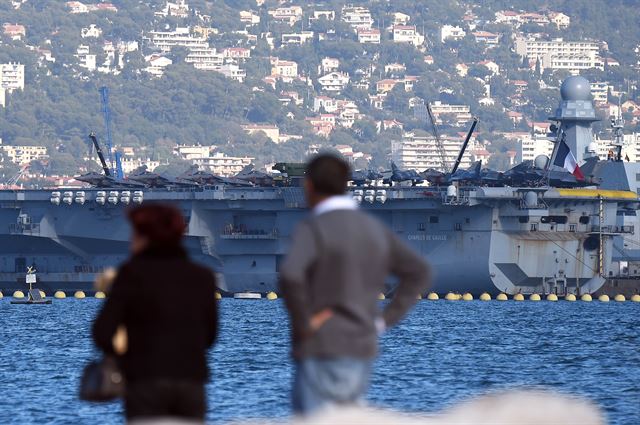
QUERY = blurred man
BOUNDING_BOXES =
[93,204,218,423]
[280,154,431,415]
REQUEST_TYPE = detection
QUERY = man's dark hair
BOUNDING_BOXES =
[306,154,350,195]
[128,203,186,247]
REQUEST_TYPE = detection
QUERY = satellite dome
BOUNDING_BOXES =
[560,76,591,101]
[534,155,549,170]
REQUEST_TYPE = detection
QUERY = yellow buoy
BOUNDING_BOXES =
[378,293,386,300]
[614,294,625,302]
[54,291,66,299]
[479,293,491,301]
[530,293,541,301]
[38,290,46,298]
[215,291,222,300]
[0,291,3,299]
[581,294,592,302]
[445,292,458,301]
[565,293,577,302]
[13,290,25,299]
[95,291,106,299]
[496,293,508,301]
[266,291,278,300]
[74,291,86,299]
[598,294,609,302]
[427,292,439,300]
[631,294,640,302]
[462,293,473,301]
[546,294,558,302]
[513,293,525,301]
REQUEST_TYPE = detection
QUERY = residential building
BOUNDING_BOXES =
[173,144,212,160]
[392,25,424,46]
[0,87,5,108]
[175,146,254,176]
[548,11,571,29]
[472,31,500,44]
[376,79,400,93]
[222,47,250,59]
[320,57,340,74]
[81,24,102,38]
[0,63,25,91]
[155,1,189,18]
[281,31,314,45]
[317,72,350,92]
[240,10,260,25]
[185,48,224,71]
[392,12,411,26]
[428,101,472,126]
[519,13,549,25]
[309,10,335,22]
[146,27,208,52]
[591,81,609,104]
[144,54,172,77]
[306,117,334,137]
[518,134,554,162]
[313,96,338,113]
[546,52,604,72]
[515,36,599,60]
[242,124,280,143]
[3,23,25,40]
[271,59,298,79]
[268,6,303,25]
[384,63,406,75]
[478,60,500,75]
[357,28,380,44]
[391,132,474,172]
[0,142,48,165]
[494,10,521,25]
[75,45,96,71]
[341,6,373,30]
[440,25,466,42]
[120,157,161,174]
[66,1,89,13]
[215,64,245,82]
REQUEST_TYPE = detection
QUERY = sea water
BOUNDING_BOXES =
[0,299,638,424]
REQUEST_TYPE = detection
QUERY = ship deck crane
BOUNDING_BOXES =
[424,101,450,173]
[99,87,123,179]
[88,132,111,177]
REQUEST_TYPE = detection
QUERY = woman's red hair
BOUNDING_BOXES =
[127,204,186,246]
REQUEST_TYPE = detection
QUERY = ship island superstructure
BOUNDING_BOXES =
[0,76,638,296]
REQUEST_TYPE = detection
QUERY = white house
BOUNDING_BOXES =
[341,6,373,30]
[440,25,466,42]
[81,24,102,38]
[320,57,340,74]
[144,54,172,77]
[357,28,380,44]
[317,72,350,92]
[281,31,314,45]
[392,25,424,46]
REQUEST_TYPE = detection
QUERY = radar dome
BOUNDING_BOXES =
[560,76,591,101]
[534,155,549,170]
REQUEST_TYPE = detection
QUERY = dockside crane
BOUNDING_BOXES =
[424,101,450,173]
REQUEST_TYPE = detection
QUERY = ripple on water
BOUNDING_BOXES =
[0,299,639,424]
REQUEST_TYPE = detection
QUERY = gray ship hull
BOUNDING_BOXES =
[0,185,632,296]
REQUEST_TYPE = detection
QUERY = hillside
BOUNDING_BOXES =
[0,0,639,181]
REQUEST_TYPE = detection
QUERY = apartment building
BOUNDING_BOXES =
[357,28,380,44]
[268,6,303,25]
[428,101,473,126]
[0,63,25,91]
[0,142,48,165]
[391,133,473,172]
[215,64,246,82]
[146,27,208,52]
[271,59,298,79]
[317,72,350,92]
[341,6,373,30]
[185,48,224,71]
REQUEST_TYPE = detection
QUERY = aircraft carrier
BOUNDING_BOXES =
[1,76,639,296]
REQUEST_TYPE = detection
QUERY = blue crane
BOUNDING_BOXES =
[99,86,124,179]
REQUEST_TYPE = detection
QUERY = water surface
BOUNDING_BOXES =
[0,299,638,424]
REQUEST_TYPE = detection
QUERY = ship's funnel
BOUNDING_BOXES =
[550,76,599,165]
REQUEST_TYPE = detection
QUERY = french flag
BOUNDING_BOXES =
[553,139,584,180]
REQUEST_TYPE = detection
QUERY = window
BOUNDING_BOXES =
[417,223,425,231]
[455,223,462,231]
[429,216,439,224]
[465,218,470,224]
[531,223,538,231]
[569,224,577,232]
[579,216,590,225]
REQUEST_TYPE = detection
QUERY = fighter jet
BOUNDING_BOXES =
[350,169,383,186]
[128,166,197,188]
[74,171,145,188]
[178,166,253,187]
[450,161,482,183]
[383,162,424,186]
[234,165,274,186]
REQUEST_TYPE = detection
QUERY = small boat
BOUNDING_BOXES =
[11,288,52,305]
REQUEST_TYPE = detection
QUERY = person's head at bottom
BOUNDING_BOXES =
[127,203,186,254]
[304,154,350,208]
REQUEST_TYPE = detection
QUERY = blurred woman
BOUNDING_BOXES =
[93,204,219,423]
